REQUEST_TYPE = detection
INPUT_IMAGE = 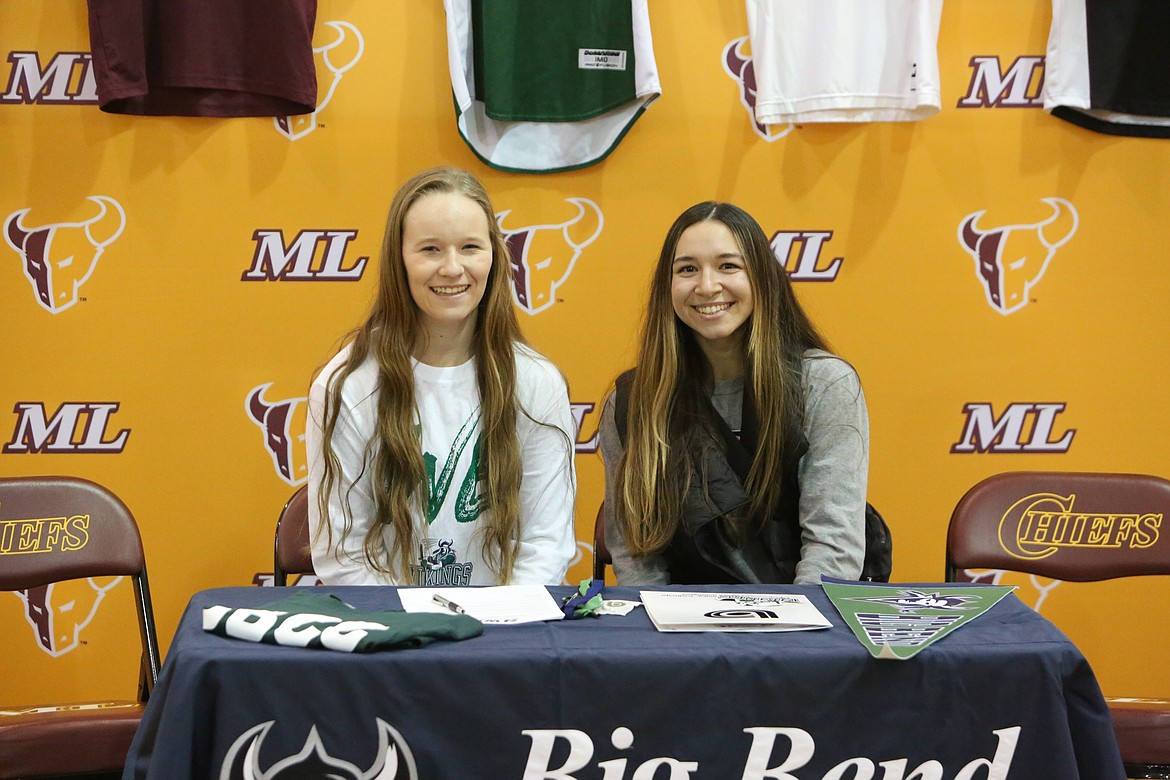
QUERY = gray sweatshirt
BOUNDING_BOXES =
[599,350,869,585]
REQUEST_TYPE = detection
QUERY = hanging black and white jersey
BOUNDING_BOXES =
[1043,0,1170,137]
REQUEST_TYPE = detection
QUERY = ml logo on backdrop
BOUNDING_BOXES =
[570,403,599,454]
[4,196,126,313]
[4,402,130,454]
[275,20,364,141]
[722,37,792,142]
[1,51,99,104]
[952,402,1075,454]
[771,231,843,281]
[956,56,1045,108]
[242,229,368,281]
[957,198,1078,315]
[498,198,603,316]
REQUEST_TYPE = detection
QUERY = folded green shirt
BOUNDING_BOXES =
[202,591,483,652]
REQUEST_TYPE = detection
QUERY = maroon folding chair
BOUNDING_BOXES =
[946,471,1170,779]
[0,476,161,779]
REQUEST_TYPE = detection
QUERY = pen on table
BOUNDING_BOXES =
[432,594,467,615]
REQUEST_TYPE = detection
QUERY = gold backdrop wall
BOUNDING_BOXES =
[4,0,1170,705]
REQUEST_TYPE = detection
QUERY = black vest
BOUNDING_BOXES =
[613,370,807,584]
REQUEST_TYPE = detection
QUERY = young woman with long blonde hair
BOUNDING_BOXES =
[600,201,868,584]
[308,166,576,586]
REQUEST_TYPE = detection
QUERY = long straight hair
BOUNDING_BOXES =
[316,166,528,581]
[617,202,829,553]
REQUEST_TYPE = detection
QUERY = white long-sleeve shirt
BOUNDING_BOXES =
[308,343,576,586]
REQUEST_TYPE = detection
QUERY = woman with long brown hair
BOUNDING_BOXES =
[308,166,576,586]
[601,201,867,584]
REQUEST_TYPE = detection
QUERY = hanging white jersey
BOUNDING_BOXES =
[443,0,660,173]
[745,0,942,124]
[1043,0,1170,137]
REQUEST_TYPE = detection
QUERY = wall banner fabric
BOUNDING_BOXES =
[2,0,1169,706]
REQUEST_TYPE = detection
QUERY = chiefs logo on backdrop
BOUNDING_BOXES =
[13,578,123,656]
[246,384,309,486]
[276,20,364,141]
[957,198,1078,315]
[223,720,417,780]
[4,196,126,314]
[497,198,603,315]
[721,37,792,142]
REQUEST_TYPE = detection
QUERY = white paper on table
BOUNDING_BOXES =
[397,585,564,625]
[639,590,832,632]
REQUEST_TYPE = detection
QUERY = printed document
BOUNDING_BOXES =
[640,591,832,632]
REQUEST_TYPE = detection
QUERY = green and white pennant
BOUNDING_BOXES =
[821,577,1017,661]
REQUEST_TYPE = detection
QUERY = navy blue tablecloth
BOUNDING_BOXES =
[122,584,1125,779]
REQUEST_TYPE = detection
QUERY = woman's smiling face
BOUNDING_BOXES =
[670,219,755,353]
[401,191,493,337]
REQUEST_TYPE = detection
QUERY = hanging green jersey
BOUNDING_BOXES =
[471,0,639,122]
[445,0,661,173]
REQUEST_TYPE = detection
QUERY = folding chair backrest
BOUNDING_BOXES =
[592,503,611,582]
[274,484,314,585]
[0,475,146,590]
[946,471,1170,583]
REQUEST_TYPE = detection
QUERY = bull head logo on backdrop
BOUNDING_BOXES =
[246,384,309,486]
[722,36,792,142]
[957,197,1078,315]
[15,578,122,656]
[275,20,365,141]
[498,198,603,315]
[4,196,126,314]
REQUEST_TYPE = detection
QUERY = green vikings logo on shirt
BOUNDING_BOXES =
[414,412,482,586]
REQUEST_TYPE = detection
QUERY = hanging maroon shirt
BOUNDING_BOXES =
[86,0,317,117]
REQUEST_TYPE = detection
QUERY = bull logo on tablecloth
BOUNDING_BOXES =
[275,20,364,141]
[246,384,309,487]
[3,195,125,314]
[721,36,792,142]
[222,719,417,780]
[498,198,602,316]
[957,197,1078,315]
